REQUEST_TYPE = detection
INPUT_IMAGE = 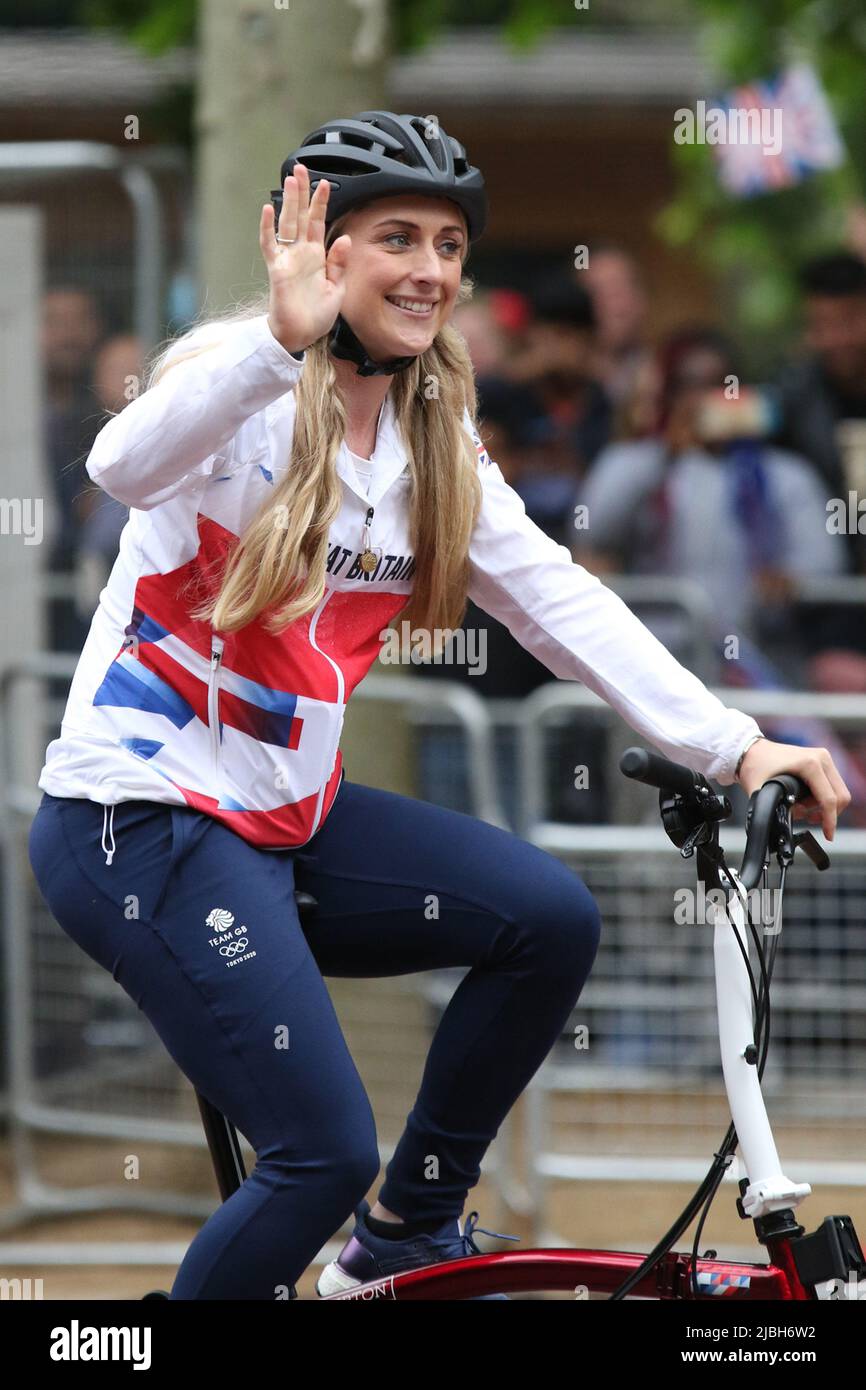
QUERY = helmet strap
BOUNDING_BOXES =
[327,313,418,377]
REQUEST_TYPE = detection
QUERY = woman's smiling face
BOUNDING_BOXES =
[331,194,469,360]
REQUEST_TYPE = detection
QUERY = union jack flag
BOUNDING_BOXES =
[695,1270,752,1295]
[713,63,844,198]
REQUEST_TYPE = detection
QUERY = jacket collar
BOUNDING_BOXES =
[335,390,410,506]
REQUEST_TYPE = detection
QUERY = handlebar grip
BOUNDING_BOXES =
[620,747,699,797]
[765,772,812,804]
[740,773,814,890]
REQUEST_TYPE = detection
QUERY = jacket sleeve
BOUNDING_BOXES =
[85,316,306,511]
[463,412,763,785]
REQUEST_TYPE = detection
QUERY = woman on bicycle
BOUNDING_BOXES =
[28,112,850,1300]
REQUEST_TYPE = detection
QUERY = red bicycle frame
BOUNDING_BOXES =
[321,1239,811,1300]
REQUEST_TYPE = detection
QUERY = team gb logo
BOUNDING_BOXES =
[206,908,235,932]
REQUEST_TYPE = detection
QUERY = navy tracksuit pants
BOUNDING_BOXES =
[28,778,601,1299]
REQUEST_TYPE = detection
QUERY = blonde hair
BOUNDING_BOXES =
[145,210,483,643]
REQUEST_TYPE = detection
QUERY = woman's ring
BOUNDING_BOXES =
[275,235,298,245]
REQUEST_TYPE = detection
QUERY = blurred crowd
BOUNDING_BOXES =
[39,251,866,824]
[426,247,866,824]
[41,284,144,653]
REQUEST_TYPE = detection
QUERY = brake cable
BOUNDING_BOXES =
[609,799,793,1301]
[688,861,788,1298]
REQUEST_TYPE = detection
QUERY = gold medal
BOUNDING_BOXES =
[360,505,379,575]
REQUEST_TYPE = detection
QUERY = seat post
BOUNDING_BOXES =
[195,1091,247,1201]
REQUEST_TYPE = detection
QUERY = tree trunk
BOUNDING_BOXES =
[197,0,390,309]
[197,0,417,797]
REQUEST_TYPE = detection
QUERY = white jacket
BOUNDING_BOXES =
[37,314,762,849]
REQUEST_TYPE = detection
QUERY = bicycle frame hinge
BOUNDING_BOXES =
[737,1175,812,1220]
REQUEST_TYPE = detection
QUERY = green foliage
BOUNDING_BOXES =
[391,0,689,52]
[669,0,866,367]
[66,0,579,56]
[393,0,598,54]
[67,0,680,58]
[79,0,196,50]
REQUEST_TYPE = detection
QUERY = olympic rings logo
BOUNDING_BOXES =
[219,938,249,957]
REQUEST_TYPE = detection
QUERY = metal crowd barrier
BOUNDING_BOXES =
[0,141,186,351]
[515,681,866,839]
[599,576,718,681]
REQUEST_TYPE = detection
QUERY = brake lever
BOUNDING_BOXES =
[779,775,832,870]
[679,820,714,858]
[772,799,796,867]
[792,830,831,871]
[765,786,832,872]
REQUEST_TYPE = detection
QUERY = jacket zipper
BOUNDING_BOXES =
[305,590,345,839]
[209,633,225,781]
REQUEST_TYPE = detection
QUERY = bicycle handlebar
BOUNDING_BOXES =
[619,747,701,798]
[620,748,817,892]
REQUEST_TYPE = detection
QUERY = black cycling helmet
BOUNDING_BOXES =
[271,111,487,376]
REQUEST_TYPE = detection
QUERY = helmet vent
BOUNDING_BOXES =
[315,154,373,176]
[280,111,487,242]
[410,116,447,171]
[337,130,372,151]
